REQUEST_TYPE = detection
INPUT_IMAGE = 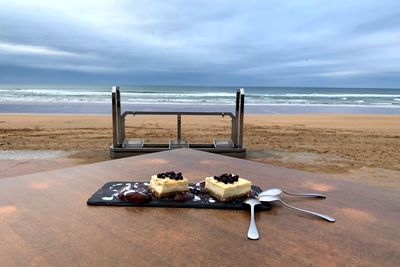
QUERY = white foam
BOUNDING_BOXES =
[2,87,400,108]
[264,93,400,98]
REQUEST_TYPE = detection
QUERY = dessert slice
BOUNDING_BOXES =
[148,171,189,198]
[205,173,251,201]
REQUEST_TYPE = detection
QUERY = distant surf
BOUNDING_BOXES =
[1,84,399,114]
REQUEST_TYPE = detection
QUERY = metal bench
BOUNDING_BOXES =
[110,86,246,158]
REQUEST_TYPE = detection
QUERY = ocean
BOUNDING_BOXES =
[1,84,400,114]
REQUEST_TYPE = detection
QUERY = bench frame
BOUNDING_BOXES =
[110,86,246,158]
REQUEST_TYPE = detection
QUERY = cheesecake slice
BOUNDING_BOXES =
[205,173,251,202]
[148,171,189,198]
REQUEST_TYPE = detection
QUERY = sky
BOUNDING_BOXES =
[0,0,399,88]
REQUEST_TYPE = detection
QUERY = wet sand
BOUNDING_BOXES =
[0,113,399,188]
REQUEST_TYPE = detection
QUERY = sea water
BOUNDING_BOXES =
[0,84,399,114]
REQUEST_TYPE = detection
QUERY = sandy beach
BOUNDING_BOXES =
[1,113,399,188]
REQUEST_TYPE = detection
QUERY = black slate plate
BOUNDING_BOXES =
[87,181,271,210]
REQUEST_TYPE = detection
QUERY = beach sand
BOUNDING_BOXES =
[0,113,399,188]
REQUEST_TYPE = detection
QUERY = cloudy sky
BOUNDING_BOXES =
[0,0,399,87]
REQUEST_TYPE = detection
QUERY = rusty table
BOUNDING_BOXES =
[0,149,398,266]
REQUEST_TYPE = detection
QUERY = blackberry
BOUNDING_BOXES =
[213,173,239,184]
[157,171,185,180]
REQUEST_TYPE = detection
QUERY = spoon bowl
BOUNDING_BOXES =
[259,188,282,197]
[258,195,280,202]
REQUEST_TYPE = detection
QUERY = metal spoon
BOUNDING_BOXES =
[259,188,326,198]
[243,198,261,240]
[258,195,335,222]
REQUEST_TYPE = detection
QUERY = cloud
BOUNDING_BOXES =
[0,0,399,87]
[309,70,367,77]
[0,42,92,57]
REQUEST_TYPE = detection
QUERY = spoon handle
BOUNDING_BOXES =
[247,204,260,240]
[283,190,326,198]
[279,200,336,222]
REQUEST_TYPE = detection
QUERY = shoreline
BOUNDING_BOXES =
[1,102,400,114]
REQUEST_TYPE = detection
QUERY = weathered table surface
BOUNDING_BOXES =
[0,149,398,266]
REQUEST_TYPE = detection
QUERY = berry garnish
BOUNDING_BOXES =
[213,173,240,184]
[156,171,184,180]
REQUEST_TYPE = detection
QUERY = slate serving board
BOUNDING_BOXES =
[87,181,271,210]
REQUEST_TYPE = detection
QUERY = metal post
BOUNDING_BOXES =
[121,119,125,145]
[232,89,241,147]
[238,88,245,148]
[177,114,182,140]
[111,86,118,148]
[116,87,123,146]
